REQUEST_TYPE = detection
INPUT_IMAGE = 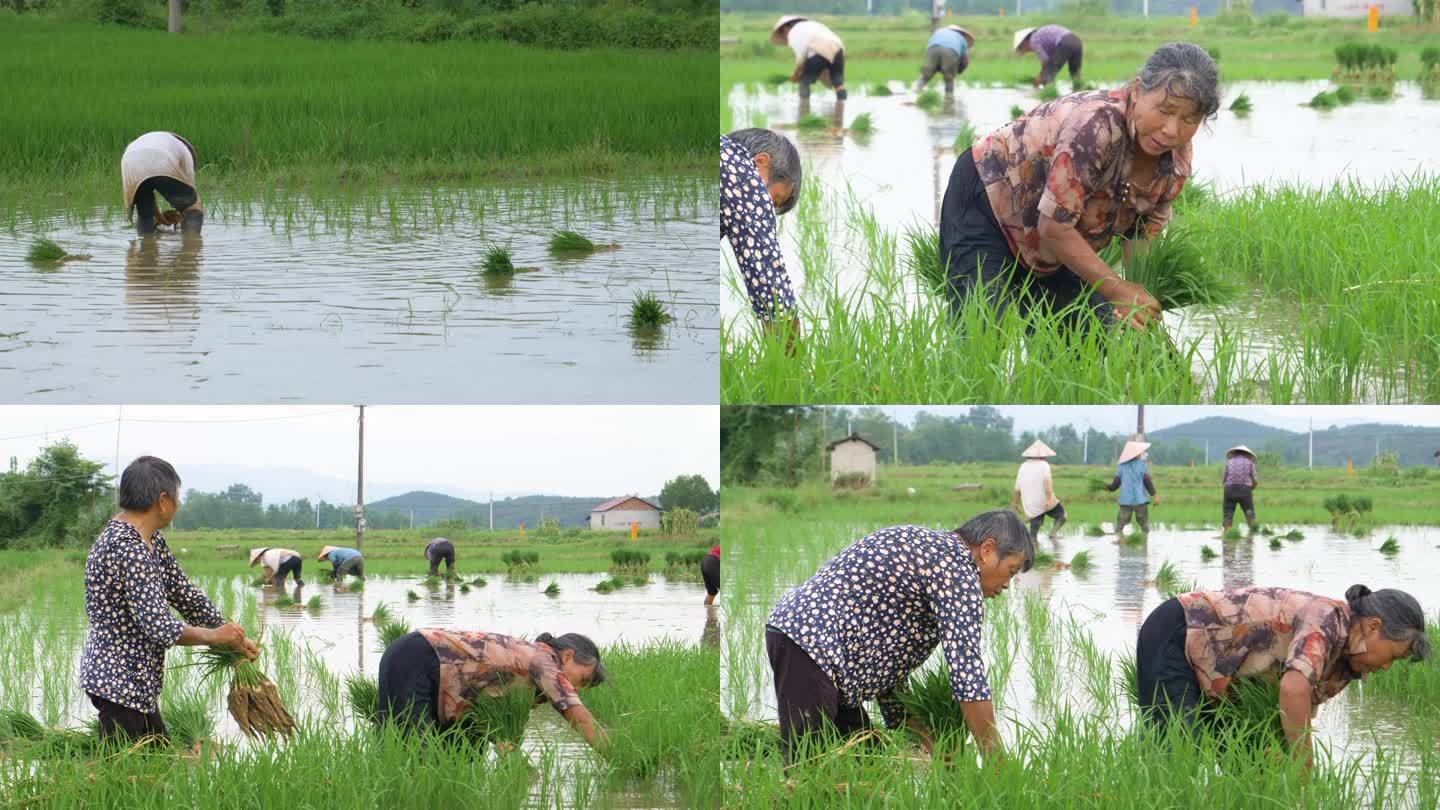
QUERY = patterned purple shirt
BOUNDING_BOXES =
[1223,455,1257,487]
[721,134,797,324]
[1026,25,1071,65]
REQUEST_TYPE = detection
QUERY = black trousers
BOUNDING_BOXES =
[939,148,1113,326]
[700,554,720,596]
[427,542,455,576]
[766,627,871,765]
[275,555,302,585]
[798,50,846,98]
[133,176,202,236]
[1039,34,1084,85]
[376,630,442,734]
[88,692,168,745]
[1028,502,1067,538]
[1222,485,1257,527]
[1136,598,1206,738]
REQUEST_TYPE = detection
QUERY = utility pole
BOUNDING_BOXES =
[168,0,181,33]
[355,405,365,552]
[1308,417,1314,470]
[1082,426,1089,465]
[489,490,494,531]
[893,419,900,466]
[820,406,828,477]
[316,497,321,529]
[1205,440,1210,465]
[1136,405,1146,440]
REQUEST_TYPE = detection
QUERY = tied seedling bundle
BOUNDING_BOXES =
[199,647,296,739]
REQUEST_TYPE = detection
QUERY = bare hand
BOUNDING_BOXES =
[210,623,257,659]
[1104,279,1161,328]
[156,210,183,227]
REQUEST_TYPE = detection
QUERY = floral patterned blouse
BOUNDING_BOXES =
[1177,587,1363,707]
[720,134,797,324]
[971,84,1191,275]
[79,519,226,713]
[418,629,583,725]
[767,524,991,728]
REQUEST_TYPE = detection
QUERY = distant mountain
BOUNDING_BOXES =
[367,491,659,529]
[1148,417,1440,467]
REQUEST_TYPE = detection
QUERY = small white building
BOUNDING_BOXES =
[828,433,881,485]
[1299,0,1409,17]
[589,495,662,531]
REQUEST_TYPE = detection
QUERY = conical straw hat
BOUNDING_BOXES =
[1118,441,1151,464]
[771,15,807,44]
[317,545,339,561]
[1022,440,1056,458]
[1013,27,1037,52]
[947,26,977,48]
[248,547,269,567]
[1226,445,1256,458]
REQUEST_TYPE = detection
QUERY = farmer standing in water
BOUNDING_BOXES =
[122,131,203,236]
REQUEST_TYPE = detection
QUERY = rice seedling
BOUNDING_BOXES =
[1103,224,1235,310]
[795,113,830,131]
[1009,104,1026,119]
[161,688,215,749]
[406,590,420,603]
[501,550,540,574]
[953,121,977,154]
[458,583,471,594]
[1284,529,1305,541]
[479,245,515,276]
[1069,550,1093,573]
[376,617,413,654]
[196,646,295,738]
[1222,527,1244,541]
[470,576,488,587]
[1366,84,1392,100]
[1359,623,1440,709]
[1152,560,1182,595]
[449,688,535,751]
[1037,82,1060,101]
[346,581,364,593]
[626,291,672,330]
[870,82,893,96]
[1122,528,1147,545]
[1200,545,1217,561]
[1308,90,1339,109]
[544,580,560,596]
[610,549,652,575]
[765,73,790,86]
[371,602,393,624]
[345,673,378,724]
[1269,537,1283,550]
[1228,92,1253,114]
[25,237,89,266]
[1334,85,1358,104]
[848,112,875,136]
[1258,526,1274,536]
[547,229,597,253]
[1033,550,1056,568]
[1379,536,1400,555]
[305,595,323,612]
[1084,524,1107,537]
[1422,46,1440,76]
[421,576,440,588]
[896,662,970,752]
[273,594,298,608]
[593,576,627,594]
[915,89,941,111]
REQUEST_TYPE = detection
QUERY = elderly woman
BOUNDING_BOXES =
[766,510,1033,765]
[918,25,975,95]
[721,129,802,329]
[1221,445,1259,533]
[771,15,847,101]
[1014,25,1084,88]
[122,131,204,236]
[249,546,303,586]
[1137,585,1429,766]
[318,545,365,582]
[79,456,257,744]
[425,537,456,577]
[377,629,608,753]
[941,43,1217,329]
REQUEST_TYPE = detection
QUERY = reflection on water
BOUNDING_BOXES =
[1,180,717,403]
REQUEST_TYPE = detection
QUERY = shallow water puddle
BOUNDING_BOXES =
[1,180,718,403]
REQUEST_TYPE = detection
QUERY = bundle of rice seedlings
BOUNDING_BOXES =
[593,576,626,594]
[795,113,830,131]
[471,576,488,587]
[544,580,560,596]
[548,229,597,253]
[765,73,789,86]
[626,291,672,330]
[1379,537,1400,555]
[26,238,89,265]
[870,82,893,96]
[897,663,969,752]
[406,590,420,603]
[422,575,441,588]
[953,121,977,154]
[345,673,378,723]
[1115,225,1234,310]
[1211,677,1285,753]
[273,594,300,609]
[1117,654,1140,710]
[1033,550,1057,568]
[1084,524,1107,537]
[629,575,649,587]
[848,112,875,135]
[1200,545,1217,561]
[610,549,652,572]
[1037,82,1060,101]
[1308,91,1339,110]
[1228,93,1253,115]
[480,245,515,275]
[1222,527,1244,541]
[1152,560,1182,595]
[1284,529,1305,541]
[162,689,215,749]
[1366,84,1392,100]
[199,648,295,739]
[376,617,413,654]
[1009,104,1026,120]
[1205,46,1221,63]
[450,688,535,750]
[1069,550,1093,573]
[1258,526,1275,536]
[0,708,46,743]
[346,581,364,593]
[305,595,323,612]
[1123,528,1148,545]
[1269,537,1284,551]
[915,89,941,110]
[903,223,944,294]
[371,602,393,624]
[1335,85,1359,104]
[458,583,471,594]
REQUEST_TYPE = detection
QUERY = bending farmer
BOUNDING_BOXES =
[122,132,204,236]
[249,547,303,586]
[1014,25,1084,87]
[1013,440,1066,540]
[702,545,721,606]
[425,537,456,577]
[771,16,847,101]
[1221,444,1259,533]
[1106,440,1158,536]
[765,511,1033,765]
[721,130,801,332]
[918,25,974,95]
[1137,585,1428,769]
[79,456,258,745]
[376,629,608,753]
[942,43,1215,329]
[318,545,365,582]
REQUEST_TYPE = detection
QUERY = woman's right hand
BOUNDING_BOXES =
[1104,279,1161,328]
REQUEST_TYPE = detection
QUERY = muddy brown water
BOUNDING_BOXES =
[1,180,717,403]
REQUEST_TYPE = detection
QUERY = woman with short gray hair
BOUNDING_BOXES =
[1137,584,1429,768]
[941,42,1218,330]
[721,129,801,329]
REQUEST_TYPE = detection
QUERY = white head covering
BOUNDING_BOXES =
[1118,441,1152,464]
[1226,445,1256,459]
[248,547,269,567]
[771,15,807,44]
[1022,440,1056,459]
[1012,27,1037,52]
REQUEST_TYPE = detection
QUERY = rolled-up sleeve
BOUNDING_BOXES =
[1038,108,1124,227]
[1285,607,1342,686]
[721,137,797,324]
[118,550,185,649]
[157,538,224,629]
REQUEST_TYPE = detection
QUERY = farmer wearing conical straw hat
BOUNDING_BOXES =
[1013,24,1084,88]
[79,456,258,745]
[249,547,304,586]
[941,44,1216,330]
[770,15,847,101]
[121,131,204,236]
[1221,444,1260,533]
[318,545,365,582]
[918,25,975,95]
[1012,440,1067,541]
[1104,440,1158,537]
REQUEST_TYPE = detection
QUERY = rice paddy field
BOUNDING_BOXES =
[0,549,722,806]
[719,462,1440,805]
[720,17,1440,404]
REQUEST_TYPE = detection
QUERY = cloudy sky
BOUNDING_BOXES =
[0,406,717,504]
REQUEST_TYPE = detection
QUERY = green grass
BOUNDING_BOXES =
[4,17,710,200]
[480,245,515,276]
[848,112,875,136]
[627,291,673,330]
